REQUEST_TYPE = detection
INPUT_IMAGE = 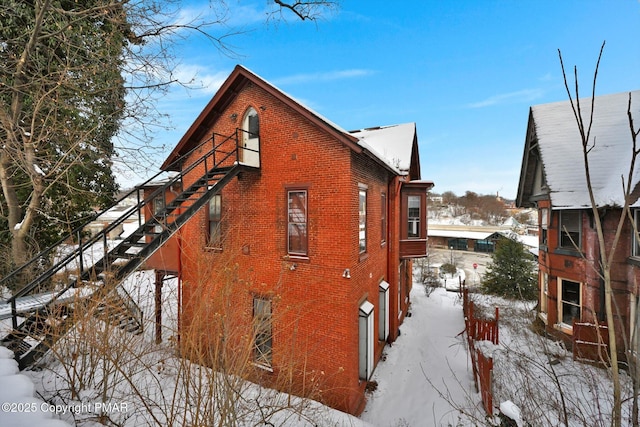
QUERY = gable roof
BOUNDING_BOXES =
[160,65,419,178]
[517,90,640,209]
[350,123,421,179]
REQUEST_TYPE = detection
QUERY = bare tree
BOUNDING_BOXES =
[33,234,343,426]
[271,0,339,21]
[558,41,640,427]
[0,0,339,283]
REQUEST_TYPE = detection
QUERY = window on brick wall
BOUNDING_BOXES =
[253,297,272,368]
[240,107,260,167]
[540,208,549,248]
[539,272,548,323]
[379,281,390,341]
[381,192,387,245]
[559,210,581,250]
[359,185,367,254]
[559,278,581,328]
[153,193,165,233]
[632,209,640,257]
[207,194,222,249]
[287,189,308,256]
[153,194,165,215]
[407,195,421,238]
[358,300,374,380]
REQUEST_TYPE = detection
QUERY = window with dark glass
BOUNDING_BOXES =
[560,279,581,326]
[359,189,367,253]
[407,195,421,238]
[381,193,387,244]
[207,194,222,248]
[559,210,581,249]
[253,297,272,367]
[153,195,165,215]
[358,301,374,380]
[153,194,166,232]
[287,190,307,256]
[247,111,259,139]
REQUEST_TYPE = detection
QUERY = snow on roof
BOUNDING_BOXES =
[532,90,640,208]
[428,228,494,240]
[349,123,416,174]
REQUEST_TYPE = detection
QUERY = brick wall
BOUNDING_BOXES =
[171,80,399,414]
[540,202,640,352]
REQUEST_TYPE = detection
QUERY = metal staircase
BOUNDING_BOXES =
[1,129,257,369]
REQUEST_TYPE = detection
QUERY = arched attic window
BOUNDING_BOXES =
[240,107,260,167]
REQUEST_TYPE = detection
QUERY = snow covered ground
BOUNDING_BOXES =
[0,346,72,427]
[0,268,481,427]
[0,257,632,426]
[361,287,480,426]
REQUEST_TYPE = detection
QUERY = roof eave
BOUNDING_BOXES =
[161,65,361,171]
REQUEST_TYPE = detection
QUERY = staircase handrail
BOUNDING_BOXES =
[4,129,241,302]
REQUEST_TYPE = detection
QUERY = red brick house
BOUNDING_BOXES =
[144,65,433,414]
[516,90,640,353]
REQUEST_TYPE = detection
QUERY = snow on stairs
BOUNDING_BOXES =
[2,141,255,370]
[94,287,144,335]
[2,304,75,369]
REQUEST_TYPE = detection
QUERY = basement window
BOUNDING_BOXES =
[253,297,272,368]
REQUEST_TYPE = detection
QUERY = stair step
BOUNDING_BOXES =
[110,252,140,260]
[6,337,32,357]
[4,161,243,369]
[125,241,147,247]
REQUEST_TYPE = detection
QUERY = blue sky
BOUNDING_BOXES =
[144,0,640,200]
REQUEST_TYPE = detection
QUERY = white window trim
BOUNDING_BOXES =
[358,184,368,255]
[539,272,549,324]
[631,295,640,360]
[359,300,374,381]
[632,209,640,257]
[379,281,390,342]
[556,278,581,333]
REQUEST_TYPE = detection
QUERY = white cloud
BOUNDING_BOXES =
[273,69,375,86]
[152,64,230,104]
[467,88,544,108]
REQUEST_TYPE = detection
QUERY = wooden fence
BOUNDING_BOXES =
[572,321,609,363]
[462,286,499,416]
